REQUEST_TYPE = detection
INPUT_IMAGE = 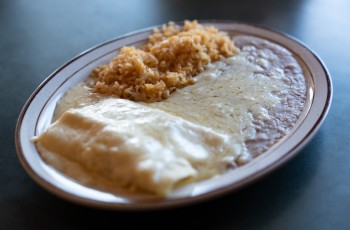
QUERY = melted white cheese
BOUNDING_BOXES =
[36,98,244,196]
[145,55,285,143]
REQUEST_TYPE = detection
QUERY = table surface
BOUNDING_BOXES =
[1,0,349,229]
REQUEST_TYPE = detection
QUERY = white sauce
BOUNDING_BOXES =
[145,55,286,143]
[37,98,244,196]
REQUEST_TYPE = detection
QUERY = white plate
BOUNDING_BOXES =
[15,21,332,210]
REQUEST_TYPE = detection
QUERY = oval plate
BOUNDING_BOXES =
[15,21,332,210]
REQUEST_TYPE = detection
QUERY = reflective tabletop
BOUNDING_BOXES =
[1,0,349,229]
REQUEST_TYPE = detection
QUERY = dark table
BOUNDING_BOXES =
[1,0,349,229]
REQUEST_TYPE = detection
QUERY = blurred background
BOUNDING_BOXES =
[1,0,349,229]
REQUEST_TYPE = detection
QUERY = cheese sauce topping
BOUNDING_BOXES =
[37,98,245,196]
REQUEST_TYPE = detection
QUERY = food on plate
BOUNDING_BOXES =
[34,21,306,197]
